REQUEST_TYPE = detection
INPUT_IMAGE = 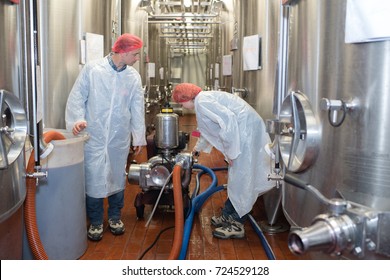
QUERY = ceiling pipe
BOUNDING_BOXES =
[160,35,213,38]
[149,13,218,19]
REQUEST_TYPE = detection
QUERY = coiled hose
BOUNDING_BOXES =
[24,131,66,260]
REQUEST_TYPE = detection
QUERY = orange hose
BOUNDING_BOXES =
[24,131,66,260]
[168,164,184,260]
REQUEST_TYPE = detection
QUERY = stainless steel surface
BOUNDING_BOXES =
[38,0,121,129]
[2,0,389,261]
[285,171,390,258]
[122,0,148,84]
[83,0,121,54]
[155,112,179,149]
[38,0,80,129]
[234,0,280,119]
[0,0,27,260]
[127,159,171,191]
[288,214,356,255]
[279,91,321,172]
[280,0,390,259]
[0,90,28,169]
[0,2,21,97]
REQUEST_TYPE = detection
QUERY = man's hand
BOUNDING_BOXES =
[133,146,144,156]
[73,121,87,135]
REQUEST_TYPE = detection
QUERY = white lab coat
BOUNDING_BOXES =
[194,91,274,217]
[65,56,146,198]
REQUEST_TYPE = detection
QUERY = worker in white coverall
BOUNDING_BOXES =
[65,33,146,241]
[172,83,274,239]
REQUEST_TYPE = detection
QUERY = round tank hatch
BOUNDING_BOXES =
[0,89,27,169]
[279,91,320,172]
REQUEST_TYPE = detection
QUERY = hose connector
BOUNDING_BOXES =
[288,214,356,256]
[175,152,193,169]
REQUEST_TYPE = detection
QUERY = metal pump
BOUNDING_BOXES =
[127,104,191,219]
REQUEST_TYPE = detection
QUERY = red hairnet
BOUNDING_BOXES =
[112,34,143,53]
[172,83,202,103]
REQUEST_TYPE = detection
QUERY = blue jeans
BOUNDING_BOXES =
[86,190,124,225]
[222,198,247,224]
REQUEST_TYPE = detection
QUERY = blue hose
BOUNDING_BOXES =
[179,164,276,260]
[248,214,276,260]
[191,166,228,199]
[179,164,224,259]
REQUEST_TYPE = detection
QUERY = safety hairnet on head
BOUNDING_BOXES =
[112,33,143,53]
[172,83,202,103]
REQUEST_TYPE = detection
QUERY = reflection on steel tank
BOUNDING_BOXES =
[276,0,390,260]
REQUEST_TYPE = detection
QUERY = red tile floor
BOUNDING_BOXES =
[79,114,308,260]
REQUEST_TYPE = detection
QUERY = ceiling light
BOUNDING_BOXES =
[184,0,191,8]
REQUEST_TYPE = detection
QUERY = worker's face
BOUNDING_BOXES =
[180,99,195,110]
[123,49,141,66]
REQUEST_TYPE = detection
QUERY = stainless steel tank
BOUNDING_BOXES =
[0,90,28,260]
[278,0,390,259]
[231,0,280,119]
[0,1,28,260]
[38,0,121,129]
[155,109,179,150]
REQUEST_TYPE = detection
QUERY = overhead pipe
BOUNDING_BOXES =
[149,21,219,25]
[24,131,66,260]
[148,13,218,20]
[160,35,214,38]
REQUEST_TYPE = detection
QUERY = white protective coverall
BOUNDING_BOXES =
[65,56,146,198]
[194,91,274,217]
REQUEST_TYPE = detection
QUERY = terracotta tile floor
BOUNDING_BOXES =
[79,114,307,260]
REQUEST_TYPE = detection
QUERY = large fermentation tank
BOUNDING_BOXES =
[280,0,390,259]
[231,0,280,120]
[229,0,284,231]
[0,1,28,260]
[122,0,147,84]
[13,0,122,259]
[38,0,121,130]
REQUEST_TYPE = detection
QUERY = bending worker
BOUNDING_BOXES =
[65,33,146,241]
[172,83,274,239]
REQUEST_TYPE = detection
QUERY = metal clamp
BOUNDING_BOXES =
[231,87,249,99]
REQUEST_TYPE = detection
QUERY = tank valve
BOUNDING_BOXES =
[231,87,249,99]
[288,214,356,256]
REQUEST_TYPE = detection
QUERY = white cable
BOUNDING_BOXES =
[145,171,173,228]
